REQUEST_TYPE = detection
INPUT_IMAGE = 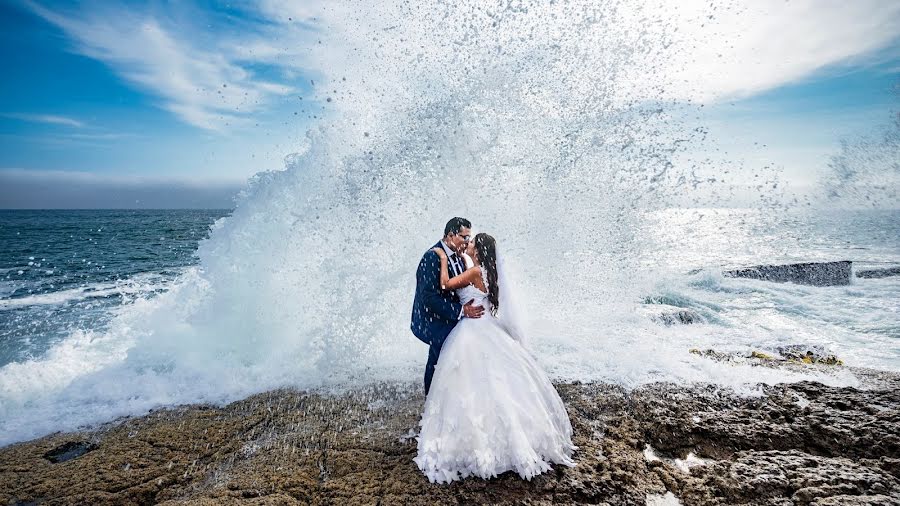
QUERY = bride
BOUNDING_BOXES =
[414,233,576,483]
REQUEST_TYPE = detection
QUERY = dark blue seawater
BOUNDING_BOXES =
[0,210,229,366]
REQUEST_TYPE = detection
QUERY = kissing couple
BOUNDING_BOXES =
[410,217,576,484]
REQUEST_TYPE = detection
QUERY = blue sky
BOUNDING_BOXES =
[0,0,898,208]
[0,1,315,182]
[697,66,899,185]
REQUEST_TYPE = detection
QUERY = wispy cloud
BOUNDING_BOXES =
[24,1,298,131]
[0,131,139,147]
[235,0,900,106]
[20,0,900,132]
[657,0,900,102]
[3,113,85,128]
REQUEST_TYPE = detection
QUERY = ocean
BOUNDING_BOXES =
[1,207,897,446]
[0,210,230,367]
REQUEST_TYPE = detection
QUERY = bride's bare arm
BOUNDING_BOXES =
[431,248,480,291]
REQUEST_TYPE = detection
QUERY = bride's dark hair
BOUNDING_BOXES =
[474,233,499,316]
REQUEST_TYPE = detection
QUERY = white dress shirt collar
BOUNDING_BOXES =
[440,240,457,258]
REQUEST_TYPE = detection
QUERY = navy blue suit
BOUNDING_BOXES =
[411,242,463,394]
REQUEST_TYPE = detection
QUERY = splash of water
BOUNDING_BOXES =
[823,107,900,208]
[0,1,860,445]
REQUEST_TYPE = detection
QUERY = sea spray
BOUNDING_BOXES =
[0,1,874,445]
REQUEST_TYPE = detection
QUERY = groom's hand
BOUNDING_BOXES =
[462,300,484,319]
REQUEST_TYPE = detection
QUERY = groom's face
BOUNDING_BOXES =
[448,227,471,254]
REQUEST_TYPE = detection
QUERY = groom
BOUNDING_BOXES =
[411,217,484,394]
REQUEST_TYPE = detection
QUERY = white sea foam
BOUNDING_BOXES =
[674,452,712,473]
[0,281,18,299]
[646,492,683,506]
[0,271,177,310]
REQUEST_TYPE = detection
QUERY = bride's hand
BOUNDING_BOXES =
[431,247,446,259]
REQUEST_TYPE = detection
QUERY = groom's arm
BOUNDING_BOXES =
[418,252,463,323]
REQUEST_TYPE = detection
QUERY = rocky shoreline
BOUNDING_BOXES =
[1,365,898,505]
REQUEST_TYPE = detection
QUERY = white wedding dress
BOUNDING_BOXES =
[414,269,576,483]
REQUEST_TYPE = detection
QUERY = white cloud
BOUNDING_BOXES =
[657,0,900,102]
[25,1,296,131]
[22,0,900,132]
[255,0,323,23]
[233,0,900,109]
[4,113,84,128]
[0,131,138,147]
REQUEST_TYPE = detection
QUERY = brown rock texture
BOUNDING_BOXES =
[1,368,898,505]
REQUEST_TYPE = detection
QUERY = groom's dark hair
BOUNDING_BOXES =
[444,217,471,237]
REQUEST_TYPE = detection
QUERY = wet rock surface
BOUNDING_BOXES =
[653,308,706,326]
[776,345,844,365]
[1,368,898,505]
[42,441,97,464]
[687,347,845,367]
[856,266,900,279]
[724,261,852,286]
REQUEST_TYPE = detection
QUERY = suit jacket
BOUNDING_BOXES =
[410,241,463,345]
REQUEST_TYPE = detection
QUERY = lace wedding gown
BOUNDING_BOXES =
[414,271,576,483]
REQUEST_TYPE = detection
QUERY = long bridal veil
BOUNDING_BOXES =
[495,251,529,346]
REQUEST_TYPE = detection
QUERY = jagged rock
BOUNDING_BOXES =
[689,348,736,362]
[856,266,900,279]
[777,344,844,365]
[0,370,898,505]
[655,309,704,326]
[641,303,706,326]
[678,450,898,505]
[688,347,843,367]
[631,378,900,462]
[724,261,852,286]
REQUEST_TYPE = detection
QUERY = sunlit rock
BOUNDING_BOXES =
[689,347,843,367]
[777,344,844,365]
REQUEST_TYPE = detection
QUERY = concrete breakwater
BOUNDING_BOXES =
[856,266,900,279]
[724,261,853,286]
[723,260,900,286]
